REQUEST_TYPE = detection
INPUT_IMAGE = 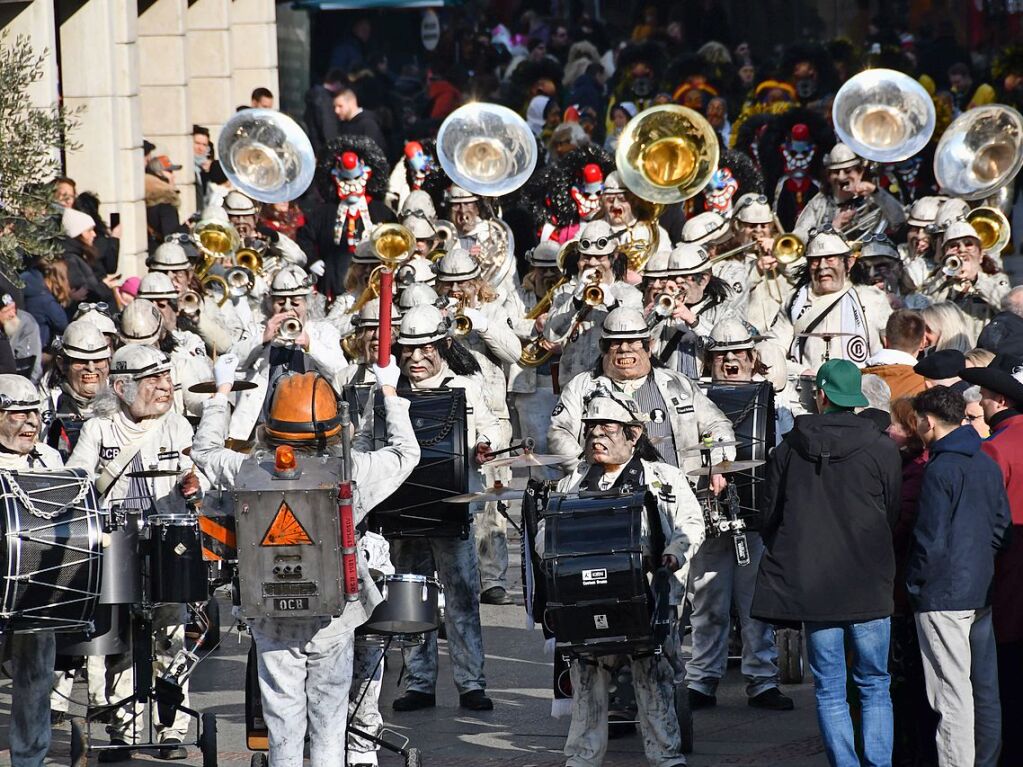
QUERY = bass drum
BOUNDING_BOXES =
[0,468,103,632]
[344,386,470,539]
[703,381,776,524]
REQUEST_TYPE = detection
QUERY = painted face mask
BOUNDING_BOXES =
[780,123,816,178]
[703,167,740,214]
[569,163,605,221]
[403,141,433,191]
[332,151,371,205]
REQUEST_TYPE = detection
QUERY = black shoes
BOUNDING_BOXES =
[156,738,188,760]
[97,740,133,763]
[688,688,717,709]
[392,690,436,711]
[748,687,795,711]
[459,690,494,711]
[480,586,514,605]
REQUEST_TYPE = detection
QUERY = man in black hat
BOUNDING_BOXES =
[960,354,1023,765]
[914,350,968,392]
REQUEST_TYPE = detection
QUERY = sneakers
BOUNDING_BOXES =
[687,688,717,709]
[97,740,133,763]
[480,587,513,605]
[392,690,436,711]
[748,687,794,711]
[156,738,188,760]
[459,690,494,711]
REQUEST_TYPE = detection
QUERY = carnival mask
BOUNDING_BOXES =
[704,168,739,214]
[332,151,371,205]
[781,124,815,178]
[404,141,433,191]
[570,163,605,222]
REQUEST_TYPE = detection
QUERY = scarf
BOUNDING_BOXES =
[333,198,372,249]
[110,408,166,515]
[789,282,869,365]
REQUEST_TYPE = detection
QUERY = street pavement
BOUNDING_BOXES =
[1,514,828,767]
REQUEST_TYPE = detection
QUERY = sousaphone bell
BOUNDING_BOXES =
[218,108,316,203]
[934,105,1023,200]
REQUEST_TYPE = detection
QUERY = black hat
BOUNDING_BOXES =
[959,354,1023,406]
[143,139,156,155]
[914,349,966,381]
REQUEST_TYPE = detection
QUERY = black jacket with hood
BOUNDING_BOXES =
[752,410,902,624]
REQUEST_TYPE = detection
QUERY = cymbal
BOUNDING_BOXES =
[487,452,563,469]
[442,484,524,504]
[678,439,741,456]
[126,469,183,478]
[188,380,258,394]
[797,331,857,339]
[687,459,765,477]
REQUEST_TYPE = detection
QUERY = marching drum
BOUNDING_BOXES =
[360,574,443,636]
[148,514,209,604]
[0,468,103,632]
[541,490,667,657]
[344,386,470,539]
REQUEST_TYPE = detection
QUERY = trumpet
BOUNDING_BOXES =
[449,298,473,337]
[178,290,202,316]
[646,293,676,327]
[201,275,230,307]
[942,254,963,278]
[277,317,303,342]
[580,270,604,307]
[225,266,255,298]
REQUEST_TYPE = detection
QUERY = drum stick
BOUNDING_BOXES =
[486,437,537,459]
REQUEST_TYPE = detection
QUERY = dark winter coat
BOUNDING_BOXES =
[20,267,68,348]
[906,424,1011,613]
[752,410,902,624]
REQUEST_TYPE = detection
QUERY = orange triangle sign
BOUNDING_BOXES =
[260,501,314,546]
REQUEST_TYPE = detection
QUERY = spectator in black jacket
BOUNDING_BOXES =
[304,68,347,160]
[73,191,120,276]
[333,82,390,160]
[909,386,1011,767]
[753,359,902,767]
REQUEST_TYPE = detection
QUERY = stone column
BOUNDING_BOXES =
[186,0,232,156]
[230,0,279,111]
[138,0,195,220]
[57,0,147,276]
[0,2,59,108]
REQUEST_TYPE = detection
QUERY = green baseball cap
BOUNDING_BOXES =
[815,359,869,408]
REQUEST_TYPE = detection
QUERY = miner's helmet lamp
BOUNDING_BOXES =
[264,372,343,446]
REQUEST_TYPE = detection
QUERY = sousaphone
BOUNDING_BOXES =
[218,108,316,203]
[934,105,1023,200]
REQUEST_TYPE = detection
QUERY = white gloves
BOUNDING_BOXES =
[309,260,326,278]
[461,307,489,333]
[213,353,239,387]
[372,354,401,389]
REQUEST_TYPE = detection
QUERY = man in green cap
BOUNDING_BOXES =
[751,358,903,767]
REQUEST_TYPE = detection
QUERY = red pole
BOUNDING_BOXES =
[338,481,359,602]
[377,270,394,367]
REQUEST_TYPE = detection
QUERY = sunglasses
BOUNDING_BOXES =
[579,237,615,251]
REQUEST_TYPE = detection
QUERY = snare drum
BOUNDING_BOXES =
[148,514,208,603]
[360,574,442,636]
[0,468,103,632]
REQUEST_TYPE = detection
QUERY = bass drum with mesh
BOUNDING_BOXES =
[1,468,103,632]
[344,385,469,538]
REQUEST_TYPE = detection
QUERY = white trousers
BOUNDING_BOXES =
[916,607,1002,767]
[250,617,354,767]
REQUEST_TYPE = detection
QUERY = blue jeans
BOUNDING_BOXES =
[805,618,893,767]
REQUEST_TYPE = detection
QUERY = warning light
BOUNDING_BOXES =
[275,445,296,472]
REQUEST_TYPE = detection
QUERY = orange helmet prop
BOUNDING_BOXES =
[265,372,343,446]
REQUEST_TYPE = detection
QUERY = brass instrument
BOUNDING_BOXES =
[581,272,605,307]
[646,293,676,328]
[619,206,664,273]
[707,239,760,265]
[194,219,240,262]
[772,233,805,266]
[448,297,473,337]
[966,206,1011,254]
[217,108,316,203]
[615,104,719,204]
[942,254,963,278]
[225,266,255,298]
[201,275,230,307]
[436,103,538,197]
[934,105,1023,200]
[517,273,571,368]
[341,333,361,361]
[350,266,384,314]
[434,220,458,253]
[178,290,202,316]
[277,317,303,343]
[371,223,416,269]
[832,68,936,163]
[236,238,267,273]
